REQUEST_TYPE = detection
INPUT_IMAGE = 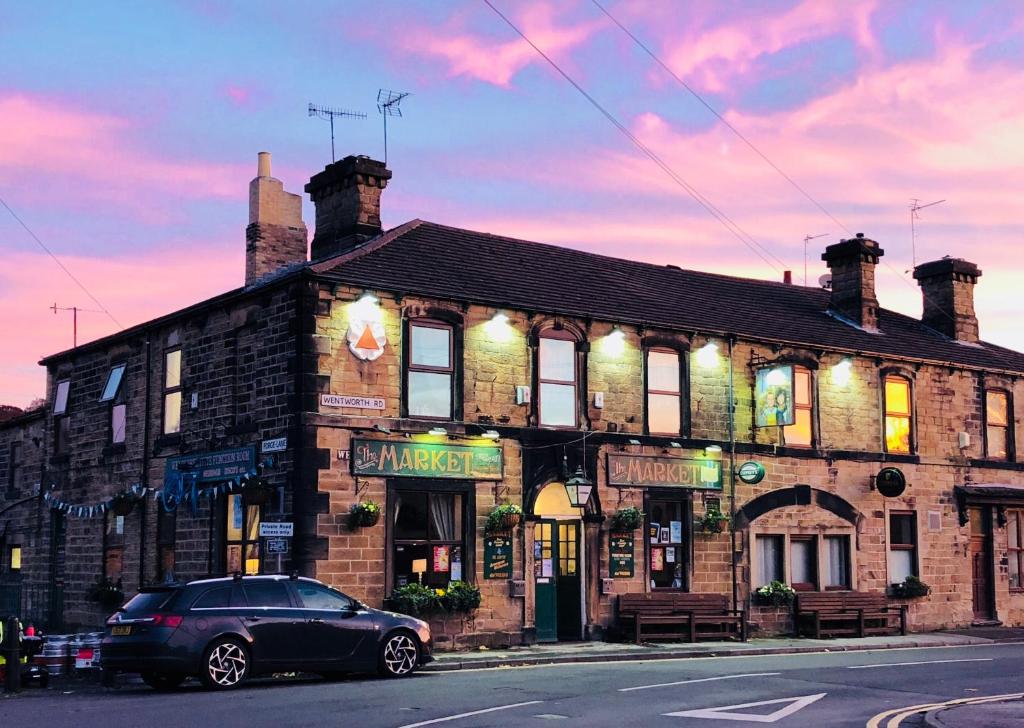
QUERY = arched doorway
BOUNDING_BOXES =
[532,481,585,642]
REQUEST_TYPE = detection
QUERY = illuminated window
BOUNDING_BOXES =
[985,390,1011,460]
[784,366,814,447]
[884,375,912,454]
[538,332,578,427]
[888,512,917,583]
[1009,511,1024,591]
[646,349,682,435]
[225,494,260,575]
[406,320,454,419]
[9,545,21,571]
[163,349,182,435]
[390,484,468,590]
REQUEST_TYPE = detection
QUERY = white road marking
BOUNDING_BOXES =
[397,701,543,728]
[847,658,992,670]
[619,672,781,692]
[664,693,827,723]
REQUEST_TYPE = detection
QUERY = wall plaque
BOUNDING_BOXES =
[609,531,635,578]
[484,535,513,579]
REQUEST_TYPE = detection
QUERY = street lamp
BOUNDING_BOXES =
[563,467,594,508]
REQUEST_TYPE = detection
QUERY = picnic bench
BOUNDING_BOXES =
[618,593,747,644]
[795,591,907,639]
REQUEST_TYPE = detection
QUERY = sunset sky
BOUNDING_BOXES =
[3,1,1024,407]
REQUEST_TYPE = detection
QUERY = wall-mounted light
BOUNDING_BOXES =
[428,427,448,436]
[705,444,723,453]
[604,325,626,356]
[628,438,641,445]
[832,357,853,386]
[357,292,379,305]
[482,429,500,440]
[484,311,513,342]
[563,467,594,508]
[696,341,719,367]
[372,424,391,434]
[669,441,682,448]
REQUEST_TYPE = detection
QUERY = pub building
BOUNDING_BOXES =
[3,150,1024,647]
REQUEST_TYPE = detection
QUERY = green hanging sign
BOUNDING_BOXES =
[484,535,513,579]
[351,438,503,480]
[609,531,635,578]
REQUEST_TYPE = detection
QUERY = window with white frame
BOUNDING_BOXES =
[538,332,578,427]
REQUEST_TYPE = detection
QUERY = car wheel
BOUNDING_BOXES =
[379,631,419,678]
[141,671,186,691]
[200,638,250,690]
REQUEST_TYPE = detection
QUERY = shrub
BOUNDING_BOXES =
[390,583,441,617]
[610,506,644,531]
[441,581,482,613]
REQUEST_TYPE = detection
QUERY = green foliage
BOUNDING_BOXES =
[699,506,731,534]
[754,580,796,606]
[610,506,644,532]
[441,581,482,613]
[890,575,930,598]
[348,500,382,528]
[485,503,523,533]
[390,583,441,617]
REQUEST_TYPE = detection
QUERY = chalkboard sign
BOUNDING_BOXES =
[484,535,513,579]
[609,531,635,578]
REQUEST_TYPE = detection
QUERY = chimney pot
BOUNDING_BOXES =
[257,151,271,178]
[245,151,307,285]
[913,257,982,342]
[306,155,391,261]
[783,270,792,285]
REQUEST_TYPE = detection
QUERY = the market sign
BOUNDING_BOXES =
[609,531,635,578]
[737,461,766,485]
[351,438,503,480]
[606,453,722,490]
[484,535,513,579]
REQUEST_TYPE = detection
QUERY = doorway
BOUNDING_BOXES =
[969,507,995,621]
[532,483,584,642]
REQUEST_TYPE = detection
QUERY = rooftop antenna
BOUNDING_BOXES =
[307,103,366,163]
[51,303,103,348]
[910,198,945,269]
[377,89,410,165]
[802,233,828,286]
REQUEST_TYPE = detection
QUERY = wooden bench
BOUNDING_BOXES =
[618,593,747,644]
[795,591,907,639]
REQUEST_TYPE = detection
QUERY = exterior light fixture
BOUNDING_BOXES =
[832,358,853,386]
[669,441,682,448]
[563,467,594,508]
[696,341,719,367]
[604,325,626,355]
[705,444,723,455]
[482,429,500,440]
[428,427,448,436]
[485,311,513,342]
[628,438,641,445]
[357,292,379,305]
[372,424,391,434]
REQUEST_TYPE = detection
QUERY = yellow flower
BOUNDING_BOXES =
[435,588,445,596]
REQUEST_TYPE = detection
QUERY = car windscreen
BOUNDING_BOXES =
[122,589,179,613]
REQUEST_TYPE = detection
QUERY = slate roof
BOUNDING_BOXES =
[315,219,1024,373]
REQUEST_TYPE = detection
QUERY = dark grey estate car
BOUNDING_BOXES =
[101,574,432,690]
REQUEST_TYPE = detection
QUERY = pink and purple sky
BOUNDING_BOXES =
[3,1,1024,407]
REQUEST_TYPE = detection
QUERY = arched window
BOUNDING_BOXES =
[883,374,913,454]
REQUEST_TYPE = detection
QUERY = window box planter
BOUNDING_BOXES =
[888,576,930,599]
[753,580,797,607]
[88,578,125,611]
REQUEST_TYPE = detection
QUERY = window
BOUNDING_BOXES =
[784,366,813,447]
[888,512,917,584]
[163,349,182,435]
[391,485,469,589]
[53,379,70,414]
[646,350,682,435]
[406,321,454,419]
[100,363,126,402]
[985,390,1011,460]
[295,581,355,610]
[789,536,817,591]
[825,536,851,589]
[7,442,21,496]
[648,497,688,589]
[241,581,290,608]
[1009,511,1023,591]
[157,507,176,581]
[111,404,127,445]
[884,375,912,453]
[104,512,125,583]
[755,535,784,586]
[538,332,578,427]
[225,494,260,575]
[55,415,71,455]
[193,587,232,609]
[9,545,21,572]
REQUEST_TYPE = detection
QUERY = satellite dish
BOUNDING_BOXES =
[818,274,832,290]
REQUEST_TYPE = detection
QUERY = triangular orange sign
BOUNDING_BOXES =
[354,325,382,351]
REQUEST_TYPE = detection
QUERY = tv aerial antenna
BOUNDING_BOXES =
[308,103,366,163]
[910,198,945,268]
[377,89,410,165]
[802,233,828,286]
[51,303,103,348]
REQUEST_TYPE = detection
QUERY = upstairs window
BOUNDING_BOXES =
[53,379,70,415]
[111,404,127,445]
[163,349,182,435]
[6,442,21,496]
[784,366,814,447]
[884,375,913,454]
[406,320,454,419]
[538,332,578,428]
[985,390,1011,460]
[646,349,682,435]
[100,363,126,402]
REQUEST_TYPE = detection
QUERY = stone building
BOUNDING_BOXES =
[3,151,1024,646]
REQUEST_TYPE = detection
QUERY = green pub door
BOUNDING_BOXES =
[534,519,582,642]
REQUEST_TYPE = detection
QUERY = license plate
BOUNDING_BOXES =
[111,625,132,636]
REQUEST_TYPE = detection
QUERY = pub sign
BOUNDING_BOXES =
[351,438,503,480]
[606,453,723,490]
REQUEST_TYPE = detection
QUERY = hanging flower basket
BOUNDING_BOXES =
[610,506,644,532]
[697,507,731,535]
[349,501,382,529]
[485,504,523,534]
[110,493,139,516]
[242,480,276,507]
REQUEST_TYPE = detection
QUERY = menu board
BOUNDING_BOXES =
[609,531,635,578]
[484,535,513,579]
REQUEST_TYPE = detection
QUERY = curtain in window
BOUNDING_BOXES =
[826,537,849,587]
[756,535,781,586]
[430,494,455,541]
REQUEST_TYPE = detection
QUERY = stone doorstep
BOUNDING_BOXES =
[423,633,1024,672]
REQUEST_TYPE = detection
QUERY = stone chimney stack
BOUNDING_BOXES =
[821,233,884,331]
[245,152,308,285]
[913,257,982,342]
[305,155,391,261]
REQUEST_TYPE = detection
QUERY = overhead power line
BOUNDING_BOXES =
[0,195,123,331]
[482,0,788,275]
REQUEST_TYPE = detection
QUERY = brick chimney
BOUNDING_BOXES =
[245,152,308,285]
[305,155,391,261]
[821,233,884,331]
[913,257,982,342]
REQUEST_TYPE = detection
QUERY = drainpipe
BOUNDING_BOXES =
[139,333,152,587]
[727,336,738,612]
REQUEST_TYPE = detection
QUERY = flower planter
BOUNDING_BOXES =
[349,502,382,529]
[610,507,644,532]
[493,512,521,532]
[356,508,380,527]
[486,505,524,534]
